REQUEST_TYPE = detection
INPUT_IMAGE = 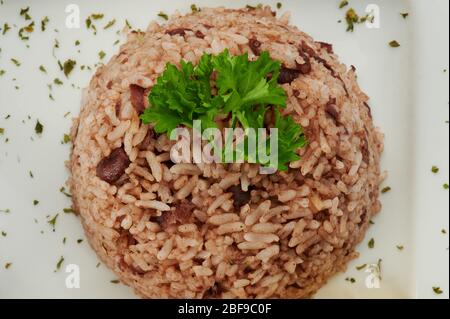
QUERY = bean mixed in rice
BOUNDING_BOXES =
[69,6,384,298]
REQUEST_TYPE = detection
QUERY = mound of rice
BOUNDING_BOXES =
[69,6,384,298]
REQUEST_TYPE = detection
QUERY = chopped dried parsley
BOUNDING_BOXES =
[29,171,34,178]
[62,134,71,144]
[63,237,67,244]
[345,8,359,32]
[104,19,116,29]
[396,245,404,251]
[63,208,75,214]
[246,4,263,10]
[96,262,101,268]
[85,17,92,29]
[345,277,356,283]
[356,264,367,271]
[35,120,43,134]
[381,186,391,194]
[54,78,63,85]
[4,262,12,269]
[157,12,168,20]
[400,13,409,19]
[1,231,6,237]
[60,187,72,198]
[75,40,80,46]
[0,209,11,213]
[48,214,59,231]
[11,58,21,67]
[433,287,443,295]
[39,65,47,73]
[276,2,282,9]
[20,7,31,20]
[91,13,104,20]
[191,4,199,13]
[110,279,120,284]
[0,69,5,76]
[55,256,64,272]
[63,59,76,77]
[0,128,4,134]
[339,0,349,9]
[98,51,106,60]
[389,40,401,48]
[2,23,11,35]
[442,229,447,234]
[18,21,35,40]
[41,16,49,31]
[368,238,375,249]
[77,239,83,244]
[33,200,39,206]
[432,166,440,174]
[443,183,449,190]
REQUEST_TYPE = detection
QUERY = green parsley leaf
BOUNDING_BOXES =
[98,51,106,60]
[381,186,391,194]
[55,256,64,272]
[104,19,116,29]
[140,50,306,170]
[432,166,440,174]
[41,16,49,31]
[48,214,59,231]
[11,58,21,67]
[368,238,375,249]
[2,23,11,35]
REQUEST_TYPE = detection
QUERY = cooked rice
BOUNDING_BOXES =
[69,6,384,299]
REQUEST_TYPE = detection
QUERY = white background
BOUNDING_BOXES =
[0,0,448,299]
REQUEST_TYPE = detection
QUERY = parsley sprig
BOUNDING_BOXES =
[140,50,306,170]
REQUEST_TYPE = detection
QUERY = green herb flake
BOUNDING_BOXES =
[0,209,11,213]
[35,120,43,134]
[91,13,104,20]
[381,186,391,194]
[368,238,375,249]
[0,128,4,135]
[39,65,47,73]
[400,13,409,19]
[389,40,401,48]
[33,200,39,206]
[29,171,34,178]
[11,58,21,67]
[62,134,71,144]
[60,187,72,198]
[1,231,7,237]
[442,229,447,234]
[47,214,59,231]
[63,208,75,214]
[63,59,76,77]
[104,19,116,29]
[54,78,63,85]
[41,16,49,31]
[75,40,80,46]
[345,277,356,283]
[20,7,31,20]
[191,4,199,13]
[339,0,349,9]
[55,256,64,272]
[96,262,101,268]
[110,279,120,284]
[396,245,404,251]
[0,69,5,76]
[356,264,367,271]
[443,183,449,190]
[345,8,359,32]
[77,239,83,244]
[85,17,92,29]
[63,237,67,244]
[98,51,106,60]
[431,166,440,174]
[433,287,443,295]
[157,12,169,20]
[4,262,12,269]
[2,23,11,35]
[276,2,282,9]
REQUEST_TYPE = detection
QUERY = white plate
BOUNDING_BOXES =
[0,0,448,299]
